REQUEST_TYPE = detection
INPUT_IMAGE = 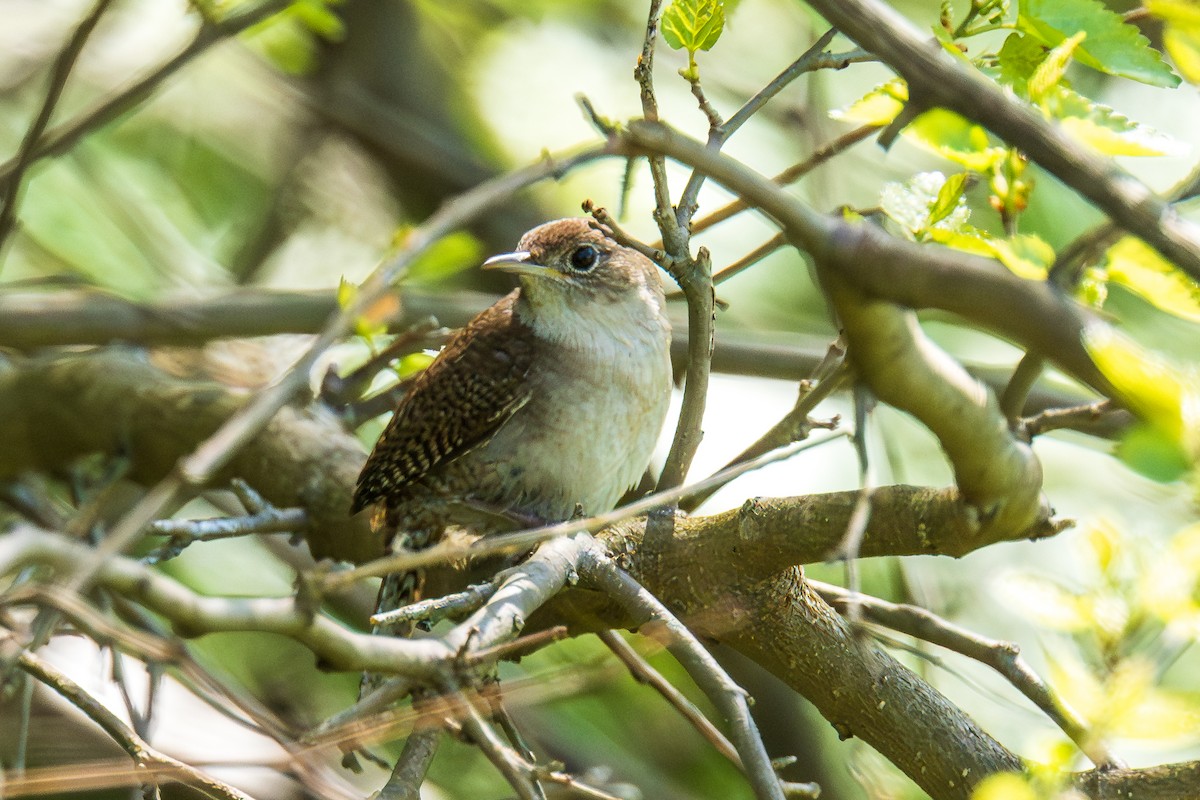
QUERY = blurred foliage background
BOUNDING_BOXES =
[1,0,1199,798]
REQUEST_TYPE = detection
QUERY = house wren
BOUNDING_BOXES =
[351,217,673,645]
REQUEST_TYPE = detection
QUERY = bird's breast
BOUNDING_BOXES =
[480,317,672,520]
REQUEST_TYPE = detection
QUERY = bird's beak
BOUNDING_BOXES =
[481,251,562,280]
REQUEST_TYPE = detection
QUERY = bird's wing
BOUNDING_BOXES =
[351,292,534,512]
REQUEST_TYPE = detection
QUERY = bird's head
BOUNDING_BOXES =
[482,218,664,316]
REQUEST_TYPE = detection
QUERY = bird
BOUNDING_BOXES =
[351,217,674,662]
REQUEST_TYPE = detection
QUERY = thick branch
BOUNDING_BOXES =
[0,288,1123,437]
[615,121,1114,397]
[0,349,377,562]
[817,275,1046,535]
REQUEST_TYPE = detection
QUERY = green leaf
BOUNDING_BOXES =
[990,233,1054,279]
[406,230,484,284]
[996,32,1048,91]
[1085,324,1200,469]
[1001,31,1180,156]
[395,352,435,380]
[661,0,725,54]
[1116,423,1192,482]
[906,108,1005,171]
[880,172,972,239]
[929,228,1051,279]
[829,79,907,126]
[243,1,345,75]
[1100,237,1200,321]
[1019,0,1181,87]
[1029,30,1086,102]
[928,172,970,227]
[292,0,346,40]
[1149,0,1200,83]
[1052,88,1182,156]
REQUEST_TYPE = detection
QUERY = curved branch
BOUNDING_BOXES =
[818,274,1046,534]
[614,120,1113,397]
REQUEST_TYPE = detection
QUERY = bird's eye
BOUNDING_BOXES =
[569,244,599,272]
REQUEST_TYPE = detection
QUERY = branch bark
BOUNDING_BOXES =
[0,349,378,563]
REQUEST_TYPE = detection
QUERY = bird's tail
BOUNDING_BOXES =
[360,568,422,699]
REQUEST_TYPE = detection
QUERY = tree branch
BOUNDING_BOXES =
[0,0,293,192]
[0,0,115,257]
[10,646,255,800]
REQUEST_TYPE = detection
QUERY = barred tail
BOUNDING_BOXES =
[360,568,422,699]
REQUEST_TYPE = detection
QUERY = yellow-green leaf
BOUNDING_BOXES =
[970,774,1038,800]
[997,32,1048,91]
[829,79,907,126]
[1029,30,1086,102]
[989,233,1053,280]
[880,172,972,239]
[907,108,1005,172]
[1115,423,1192,482]
[929,172,971,227]
[395,352,434,379]
[1084,324,1200,466]
[1102,237,1200,322]
[406,230,483,285]
[1050,88,1182,156]
[661,0,725,54]
[927,228,1050,279]
[1149,0,1200,83]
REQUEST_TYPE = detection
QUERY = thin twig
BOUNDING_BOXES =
[0,0,293,191]
[14,670,33,775]
[320,317,448,407]
[686,123,882,240]
[1000,354,1045,428]
[12,648,255,800]
[811,580,1122,769]
[1022,400,1117,439]
[481,680,539,766]
[675,30,873,220]
[713,233,788,286]
[0,0,115,259]
[371,582,498,627]
[830,385,876,626]
[685,74,724,132]
[578,543,789,800]
[598,630,742,766]
[681,352,847,512]
[377,720,441,800]
[654,247,714,494]
[584,202,673,267]
[441,681,543,800]
[723,39,872,139]
[142,506,308,564]
[1048,152,1200,289]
